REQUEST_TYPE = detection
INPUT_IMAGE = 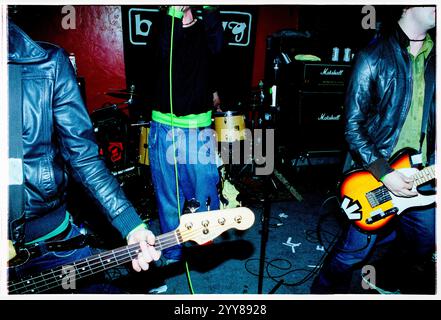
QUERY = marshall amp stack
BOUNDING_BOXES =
[278,61,351,164]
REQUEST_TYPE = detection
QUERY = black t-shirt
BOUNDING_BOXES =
[155,10,223,116]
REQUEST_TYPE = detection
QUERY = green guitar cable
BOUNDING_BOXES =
[168,13,195,295]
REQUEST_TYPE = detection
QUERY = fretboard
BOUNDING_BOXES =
[8,229,182,294]
[413,165,435,187]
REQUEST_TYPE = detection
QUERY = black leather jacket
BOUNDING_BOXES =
[8,21,143,242]
[345,26,436,180]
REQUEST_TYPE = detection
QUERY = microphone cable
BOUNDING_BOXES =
[168,10,195,294]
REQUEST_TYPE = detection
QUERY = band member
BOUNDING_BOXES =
[148,5,224,263]
[8,20,160,293]
[311,6,436,293]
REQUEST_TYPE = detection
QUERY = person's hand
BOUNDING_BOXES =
[127,228,161,272]
[382,170,418,197]
[180,6,196,28]
[213,91,222,112]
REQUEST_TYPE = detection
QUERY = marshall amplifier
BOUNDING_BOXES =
[303,63,351,90]
[282,61,351,91]
[277,61,351,156]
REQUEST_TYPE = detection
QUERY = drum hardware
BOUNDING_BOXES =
[105,85,149,123]
[106,85,137,95]
[105,85,138,104]
[90,99,156,221]
[91,103,132,172]
[130,122,151,127]
[111,166,136,177]
[105,91,139,102]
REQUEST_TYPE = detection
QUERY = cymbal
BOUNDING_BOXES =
[110,88,137,93]
[106,84,139,99]
[106,91,139,99]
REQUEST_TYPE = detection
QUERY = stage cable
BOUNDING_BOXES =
[168,14,195,294]
[243,195,342,289]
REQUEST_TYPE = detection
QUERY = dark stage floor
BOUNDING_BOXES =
[67,159,436,295]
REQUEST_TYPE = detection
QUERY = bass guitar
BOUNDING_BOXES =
[8,207,255,294]
[340,148,435,232]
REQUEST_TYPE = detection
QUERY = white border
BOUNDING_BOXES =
[1,0,440,302]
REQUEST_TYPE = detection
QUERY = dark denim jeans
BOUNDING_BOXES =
[148,121,220,260]
[312,184,435,294]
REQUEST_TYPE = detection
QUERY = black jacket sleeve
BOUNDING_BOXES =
[52,48,143,238]
[344,52,393,180]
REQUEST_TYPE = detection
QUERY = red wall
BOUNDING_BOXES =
[251,6,299,87]
[23,6,126,113]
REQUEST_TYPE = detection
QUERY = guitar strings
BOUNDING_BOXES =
[12,212,250,293]
[413,166,434,185]
[9,223,225,293]
[9,220,244,294]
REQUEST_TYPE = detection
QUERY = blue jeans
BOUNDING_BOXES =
[312,184,435,294]
[9,224,121,294]
[148,121,220,260]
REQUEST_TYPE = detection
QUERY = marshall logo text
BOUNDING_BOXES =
[320,68,345,76]
[318,113,342,121]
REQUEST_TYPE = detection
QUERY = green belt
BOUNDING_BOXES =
[152,110,212,128]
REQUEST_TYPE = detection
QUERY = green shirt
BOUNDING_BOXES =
[392,34,433,164]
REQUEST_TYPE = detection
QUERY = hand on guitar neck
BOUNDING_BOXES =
[127,228,161,272]
[382,170,418,198]
[8,207,255,294]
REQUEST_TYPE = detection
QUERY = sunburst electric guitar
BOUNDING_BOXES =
[8,207,255,294]
[340,148,436,233]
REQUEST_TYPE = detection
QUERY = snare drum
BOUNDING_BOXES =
[138,123,150,165]
[214,111,246,142]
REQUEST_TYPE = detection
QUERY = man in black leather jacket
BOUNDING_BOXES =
[311,6,436,294]
[8,20,160,292]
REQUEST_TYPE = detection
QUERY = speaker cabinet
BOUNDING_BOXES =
[278,89,345,153]
[296,90,345,152]
[277,61,350,154]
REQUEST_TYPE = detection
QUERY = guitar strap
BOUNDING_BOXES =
[419,54,435,154]
[8,63,26,249]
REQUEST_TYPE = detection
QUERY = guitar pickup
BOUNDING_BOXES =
[365,207,399,224]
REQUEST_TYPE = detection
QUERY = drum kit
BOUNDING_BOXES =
[90,85,276,200]
[90,84,299,217]
[90,86,149,171]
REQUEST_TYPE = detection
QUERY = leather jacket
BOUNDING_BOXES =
[8,21,142,242]
[345,25,435,180]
